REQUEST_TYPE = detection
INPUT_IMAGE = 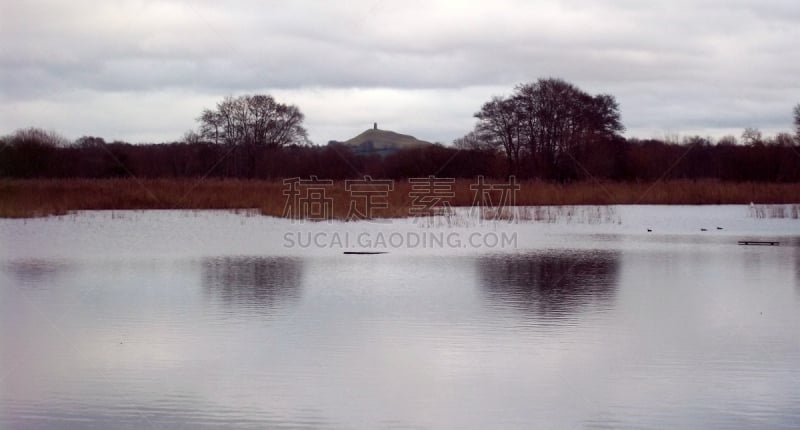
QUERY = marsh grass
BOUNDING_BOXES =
[748,204,800,219]
[1,178,799,219]
[475,205,620,224]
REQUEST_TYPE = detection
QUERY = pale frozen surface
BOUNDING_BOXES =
[1,205,798,261]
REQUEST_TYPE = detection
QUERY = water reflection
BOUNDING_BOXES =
[202,257,303,312]
[795,247,800,296]
[478,250,620,318]
[2,259,72,286]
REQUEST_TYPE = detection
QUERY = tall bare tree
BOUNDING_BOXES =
[474,96,523,175]
[467,78,623,179]
[198,94,307,148]
[197,94,308,176]
[741,127,763,146]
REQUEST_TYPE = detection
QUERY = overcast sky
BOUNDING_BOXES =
[1,0,799,144]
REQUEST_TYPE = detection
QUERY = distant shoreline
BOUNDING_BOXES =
[1,178,798,219]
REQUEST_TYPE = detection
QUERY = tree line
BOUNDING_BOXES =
[2,80,799,182]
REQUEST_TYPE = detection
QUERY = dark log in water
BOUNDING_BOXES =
[737,241,780,246]
[343,251,388,255]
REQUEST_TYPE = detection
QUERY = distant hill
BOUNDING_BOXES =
[328,124,434,156]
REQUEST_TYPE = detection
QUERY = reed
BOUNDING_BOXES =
[1,178,799,219]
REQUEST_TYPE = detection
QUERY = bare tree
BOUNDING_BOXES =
[514,79,623,159]
[10,127,70,147]
[182,130,202,145]
[247,95,307,148]
[1,128,69,177]
[453,130,494,151]
[741,127,763,145]
[198,94,307,148]
[198,109,223,145]
[793,103,800,143]
[197,94,308,177]
[772,132,795,146]
[474,96,523,175]
[469,78,624,179]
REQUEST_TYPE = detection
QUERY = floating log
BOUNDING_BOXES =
[737,241,779,246]
[343,251,388,255]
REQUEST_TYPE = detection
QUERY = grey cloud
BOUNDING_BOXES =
[1,0,798,142]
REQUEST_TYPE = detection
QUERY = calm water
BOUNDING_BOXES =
[1,212,799,429]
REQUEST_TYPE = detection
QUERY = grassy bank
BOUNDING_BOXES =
[0,178,798,219]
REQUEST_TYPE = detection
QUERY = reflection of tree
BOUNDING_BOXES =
[477,251,620,318]
[4,259,71,286]
[202,257,303,312]
[795,247,800,297]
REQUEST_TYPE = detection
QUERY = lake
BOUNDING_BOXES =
[1,208,799,429]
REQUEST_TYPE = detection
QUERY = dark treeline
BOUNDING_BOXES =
[3,130,800,182]
[2,81,799,182]
[0,130,495,180]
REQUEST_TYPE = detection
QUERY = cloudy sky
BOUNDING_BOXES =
[1,0,798,144]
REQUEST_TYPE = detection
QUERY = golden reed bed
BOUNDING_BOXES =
[0,178,798,219]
